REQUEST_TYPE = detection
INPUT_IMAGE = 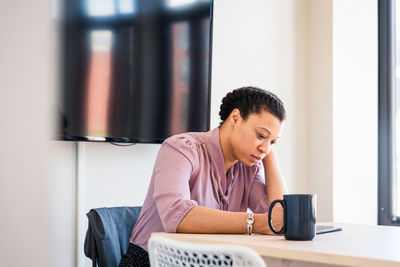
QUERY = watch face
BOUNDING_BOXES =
[247,215,254,224]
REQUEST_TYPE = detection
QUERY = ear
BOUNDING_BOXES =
[230,109,241,125]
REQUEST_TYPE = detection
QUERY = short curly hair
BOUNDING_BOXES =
[219,86,286,126]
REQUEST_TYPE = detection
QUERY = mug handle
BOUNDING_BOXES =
[268,199,285,234]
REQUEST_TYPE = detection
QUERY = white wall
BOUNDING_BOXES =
[0,1,77,266]
[82,143,160,266]
[301,0,378,224]
[307,0,334,222]
[48,142,76,267]
[211,0,304,194]
[0,1,66,266]
[332,0,378,224]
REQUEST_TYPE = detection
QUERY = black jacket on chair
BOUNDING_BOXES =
[84,206,142,267]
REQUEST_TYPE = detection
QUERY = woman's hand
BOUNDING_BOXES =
[267,204,284,234]
[254,205,284,235]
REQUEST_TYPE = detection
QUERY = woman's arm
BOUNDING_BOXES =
[263,150,288,203]
[176,151,286,235]
[176,206,283,234]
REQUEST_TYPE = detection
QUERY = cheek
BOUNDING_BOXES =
[240,129,253,141]
[236,131,257,152]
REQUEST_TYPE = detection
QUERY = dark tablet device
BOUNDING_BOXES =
[316,225,342,235]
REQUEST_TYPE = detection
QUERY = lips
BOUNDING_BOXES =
[251,155,261,163]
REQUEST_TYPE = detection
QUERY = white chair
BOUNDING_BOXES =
[148,235,267,267]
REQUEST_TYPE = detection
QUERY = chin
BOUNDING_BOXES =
[239,159,255,167]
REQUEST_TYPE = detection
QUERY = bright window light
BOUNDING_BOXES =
[86,136,106,141]
[166,0,196,8]
[118,0,135,14]
[90,30,113,52]
[87,0,116,17]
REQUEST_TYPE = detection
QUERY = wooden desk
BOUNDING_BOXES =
[152,223,400,267]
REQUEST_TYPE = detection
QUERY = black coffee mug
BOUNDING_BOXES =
[268,194,316,240]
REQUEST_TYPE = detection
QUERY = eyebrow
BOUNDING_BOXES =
[258,127,271,135]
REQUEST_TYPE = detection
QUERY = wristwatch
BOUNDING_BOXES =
[247,212,255,235]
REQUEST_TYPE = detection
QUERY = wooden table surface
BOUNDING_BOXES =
[152,223,400,267]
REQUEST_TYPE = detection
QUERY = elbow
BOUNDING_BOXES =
[157,200,198,233]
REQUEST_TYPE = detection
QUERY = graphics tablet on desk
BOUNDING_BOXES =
[316,225,342,235]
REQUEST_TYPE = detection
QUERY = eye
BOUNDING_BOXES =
[257,132,266,140]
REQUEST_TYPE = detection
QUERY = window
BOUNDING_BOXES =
[379,0,400,226]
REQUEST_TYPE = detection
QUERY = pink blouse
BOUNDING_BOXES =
[129,127,270,250]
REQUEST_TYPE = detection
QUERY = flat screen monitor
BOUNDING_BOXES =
[60,0,213,143]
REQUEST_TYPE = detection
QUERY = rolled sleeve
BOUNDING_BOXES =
[153,142,199,232]
[248,169,270,213]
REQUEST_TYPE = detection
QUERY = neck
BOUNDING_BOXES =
[219,124,238,174]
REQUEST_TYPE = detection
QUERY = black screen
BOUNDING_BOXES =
[60,0,212,143]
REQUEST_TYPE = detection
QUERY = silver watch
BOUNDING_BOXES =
[247,213,254,235]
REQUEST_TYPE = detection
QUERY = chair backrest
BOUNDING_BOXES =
[148,236,267,267]
[84,206,142,267]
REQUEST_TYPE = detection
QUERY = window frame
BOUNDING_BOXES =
[378,0,400,226]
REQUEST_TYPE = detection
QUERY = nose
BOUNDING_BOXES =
[258,142,271,155]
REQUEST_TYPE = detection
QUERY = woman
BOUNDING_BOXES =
[119,86,288,267]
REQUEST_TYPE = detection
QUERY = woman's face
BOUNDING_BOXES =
[230,109,284,166]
